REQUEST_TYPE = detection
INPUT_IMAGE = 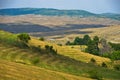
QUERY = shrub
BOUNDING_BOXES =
[39,37,45,41]
[14,41,29,49]
[101,62,107,67]
[45,45,57,55]
[32,57,40,64]
[102,51,120,60]
[17,33,31,43]
[57,44,62,46]
[66,41,71,45]
[90,58,96,63]
[114,64,120,71]
[89,70,103,80]
[30,45,41,53]
[109,42,120,51]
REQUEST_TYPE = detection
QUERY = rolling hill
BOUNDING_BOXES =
[0,30,120,80]
[0,8,95,17]
[0,8,120,20]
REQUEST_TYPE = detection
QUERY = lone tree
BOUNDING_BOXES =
[17,33,31,43]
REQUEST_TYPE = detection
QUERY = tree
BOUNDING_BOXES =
[66,41,71,45]
[39,37,45,41]
[99,38,112,54]
[85,40,99,55]
[17,33,31,43]
[83,35,91,45]
[74,37,81,45]
[93,36,99,45]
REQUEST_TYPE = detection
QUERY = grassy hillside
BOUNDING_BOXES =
[30,38,111,64]
[0,59,91,80]
[0,30,120,80]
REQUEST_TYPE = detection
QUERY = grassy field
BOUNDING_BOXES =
[0,59,92,80]
[0,30,120,80]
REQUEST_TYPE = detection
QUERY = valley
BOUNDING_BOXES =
[0,8,120,80]
[0,15,120,44]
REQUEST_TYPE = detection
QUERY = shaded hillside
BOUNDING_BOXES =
[0,23,106,34]
[0,23,53,33]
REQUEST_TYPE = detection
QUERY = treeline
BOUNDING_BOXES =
[66,35,91,45]
[66,35,120,60]
[66,35,100,55]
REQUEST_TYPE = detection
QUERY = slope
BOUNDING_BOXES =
[30,38,111,64]
[0,59,91,80]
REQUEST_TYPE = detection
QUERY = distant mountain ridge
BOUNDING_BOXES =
[0,8,96,17]
[0,8,120,20]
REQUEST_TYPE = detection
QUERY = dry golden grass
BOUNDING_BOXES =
[29,38,111,64]
[80,25,120,43]
[0,15,120,26]
[48,25,120,44]
[0,59,92,80]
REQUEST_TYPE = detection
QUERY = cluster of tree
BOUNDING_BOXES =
[102,42,120,60]
[66,35,120,59]
[66,35,100,55]
[85,36,100,55]
[66,35,91,45]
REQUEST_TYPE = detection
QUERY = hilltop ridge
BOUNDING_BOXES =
[0,8,120,20]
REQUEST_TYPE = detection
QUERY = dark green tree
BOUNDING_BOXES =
[74,37,81,45]
[83,35,91,45]
[85,39,99,55]
[93,36,99,45]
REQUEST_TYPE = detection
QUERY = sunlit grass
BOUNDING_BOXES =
[29,38,111,64]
